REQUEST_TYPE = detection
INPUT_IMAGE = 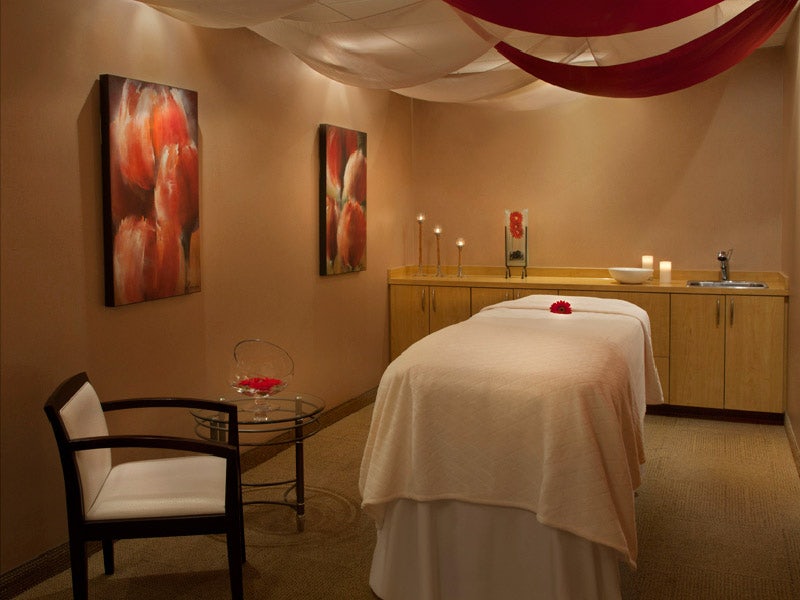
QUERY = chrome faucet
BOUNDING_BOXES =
[717,249,733,281]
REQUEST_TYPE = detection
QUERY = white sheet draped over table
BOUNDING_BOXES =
[359,295,664,599]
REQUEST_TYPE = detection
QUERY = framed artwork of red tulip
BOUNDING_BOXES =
[100,74,200,306]
[319,124,367,275]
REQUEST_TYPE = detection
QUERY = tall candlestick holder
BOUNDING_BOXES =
[456,238,465,278]
[434,226,443,277]
[416,213,425,276]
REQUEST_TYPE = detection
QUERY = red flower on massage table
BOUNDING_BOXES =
[509,211,524,239]
[550,300,572,314]
[237,376,283,395]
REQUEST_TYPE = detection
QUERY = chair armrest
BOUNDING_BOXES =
[101,397,236,414]
[69,434,239,461]
[100,397,239,447]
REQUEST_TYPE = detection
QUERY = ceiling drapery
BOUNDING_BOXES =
[139,0,799,109]
[441,0,725,37]
[494,0,798,98]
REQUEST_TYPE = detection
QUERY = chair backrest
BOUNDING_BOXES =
[44,372,112,517]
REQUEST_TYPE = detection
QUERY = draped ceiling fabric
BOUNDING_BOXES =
[441,0,727,36]
[140,0,799,109]
[497,0,799,97]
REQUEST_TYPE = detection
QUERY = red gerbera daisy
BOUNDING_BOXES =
[550,300,572,314]
[509,211,524,239]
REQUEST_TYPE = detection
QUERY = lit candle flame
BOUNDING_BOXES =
[433,226,442,235]
[416,213,425,223]
[456,238,465,247]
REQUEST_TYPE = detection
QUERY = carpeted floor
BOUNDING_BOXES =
[10,406,800,599]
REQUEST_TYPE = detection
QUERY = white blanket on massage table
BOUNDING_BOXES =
[359,294,664,567]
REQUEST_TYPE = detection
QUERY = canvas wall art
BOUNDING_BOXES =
[100,74,200,306]
[319,124,367,275]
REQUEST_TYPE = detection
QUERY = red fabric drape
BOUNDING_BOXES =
[442,0,723,37]
[495,0,797,98]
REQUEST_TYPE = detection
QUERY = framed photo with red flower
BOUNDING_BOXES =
[505,209,528,269]
[319,124,367,276]
[100,74,200,306]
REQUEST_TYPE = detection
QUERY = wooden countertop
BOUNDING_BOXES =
[388,266,789,296]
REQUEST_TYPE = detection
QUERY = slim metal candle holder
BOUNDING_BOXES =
[456,238,465,278]
[416,213,425,276]
[434,227,442,277]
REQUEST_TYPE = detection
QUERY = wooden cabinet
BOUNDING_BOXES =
[670,295,725,409]
[429,286,471,333]
[471,287,554,315]
[724,296,785,412]
[670,294,785,413]
[471,287,513,315]
[389,285,470,359]
[389,285,429,360]
[388,275,786,414]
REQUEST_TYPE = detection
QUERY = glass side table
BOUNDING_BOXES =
[191,393,324,532]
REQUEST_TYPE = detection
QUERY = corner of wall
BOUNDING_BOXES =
[783,8,800,447]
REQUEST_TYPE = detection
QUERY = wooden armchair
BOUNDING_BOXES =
[44,372,245,599]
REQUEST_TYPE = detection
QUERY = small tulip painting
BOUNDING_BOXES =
[100,74,200,306]
[319,124,367,275]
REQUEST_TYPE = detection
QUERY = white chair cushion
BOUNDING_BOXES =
[86,455,228,521]
[60,382,112,514]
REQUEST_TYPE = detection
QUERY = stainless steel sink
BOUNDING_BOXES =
[686,280,768,289]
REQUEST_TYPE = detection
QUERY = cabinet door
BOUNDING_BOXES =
[389,285,429,360]
[724,296,785,412]
[515,289,550,300]
[670,294,725,409]
[429,286,471,333]
[471,287,513,315]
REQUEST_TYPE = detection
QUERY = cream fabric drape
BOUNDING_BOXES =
[138,1,797,108]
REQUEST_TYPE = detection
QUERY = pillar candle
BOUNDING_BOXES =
[659,261,672,284]
[642,255,653,270]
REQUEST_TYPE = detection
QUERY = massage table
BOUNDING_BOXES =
[359,294,664,599]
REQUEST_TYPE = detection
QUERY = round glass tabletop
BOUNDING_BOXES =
[191,393,325,440]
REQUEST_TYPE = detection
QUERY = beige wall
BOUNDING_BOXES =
[785,15,800,448]
[410,49,785,272]
[0,0,412,572]
[1,0,795,576]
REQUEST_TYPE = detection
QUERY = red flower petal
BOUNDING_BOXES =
[238,377,283,394]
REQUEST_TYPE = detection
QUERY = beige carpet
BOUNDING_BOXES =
[10,407,800,599]
[620,415,800,599]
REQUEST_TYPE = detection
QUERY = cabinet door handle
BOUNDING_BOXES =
[730,299,734,327]
[716,299,720,326]
[421,288,426,312]
[432,289,437,312]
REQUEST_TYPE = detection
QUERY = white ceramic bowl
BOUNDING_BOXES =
[609,267,653,284]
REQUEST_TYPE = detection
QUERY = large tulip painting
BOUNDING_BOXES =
[100,74,200,306]
[319,124,366,275]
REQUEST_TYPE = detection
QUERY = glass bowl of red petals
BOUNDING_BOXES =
[230,339,293,418]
